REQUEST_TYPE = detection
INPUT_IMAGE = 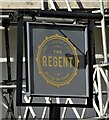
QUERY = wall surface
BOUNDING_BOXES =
[0,0,109,9]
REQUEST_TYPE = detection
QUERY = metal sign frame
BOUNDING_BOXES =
[16,19,94,107]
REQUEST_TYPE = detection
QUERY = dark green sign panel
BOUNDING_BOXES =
[25,22,93,100]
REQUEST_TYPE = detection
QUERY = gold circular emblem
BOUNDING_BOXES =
[36,34,79,87]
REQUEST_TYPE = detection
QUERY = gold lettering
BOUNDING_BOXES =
[53,50,56,54]
[42,56,73,67]
[53,50,62,54]
[69,57,73,67]
[63,57,68,67]
[53,57,58,67]
[42,56,47,66]
[48,56,52,67]
[58,57,62,67]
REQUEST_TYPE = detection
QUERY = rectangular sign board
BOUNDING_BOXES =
[25,22,93,101]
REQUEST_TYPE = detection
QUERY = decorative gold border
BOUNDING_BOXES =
[36,34,79,87]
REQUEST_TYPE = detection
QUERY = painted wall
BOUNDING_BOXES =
[1,0,109,9]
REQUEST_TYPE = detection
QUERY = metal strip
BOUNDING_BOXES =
[16,17,23,106]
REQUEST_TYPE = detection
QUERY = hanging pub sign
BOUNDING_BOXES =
[24,22,93,101]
